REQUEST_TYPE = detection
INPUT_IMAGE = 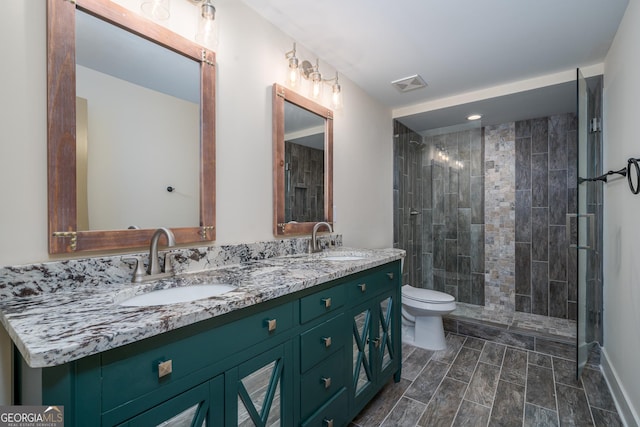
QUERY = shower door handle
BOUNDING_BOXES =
[566,213,596,250]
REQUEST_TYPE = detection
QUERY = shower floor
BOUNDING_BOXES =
[446,302,576,343]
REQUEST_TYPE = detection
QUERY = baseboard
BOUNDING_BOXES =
[601,347,640,427]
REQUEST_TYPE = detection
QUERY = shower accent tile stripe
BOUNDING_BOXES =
[484,123,516,312]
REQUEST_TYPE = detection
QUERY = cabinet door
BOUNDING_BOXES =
[351,304,374,406]
[117,376,223,427]
[231,344,291,427]
[375,293,398,380]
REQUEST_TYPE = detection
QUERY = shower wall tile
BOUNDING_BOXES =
[516,295,531,313]
[531,261,549,316]
[516,137,532,190]
[531,208,549,261]
[549,280,567,318]
[549,225,567,282]
[471,273,485,305]
[549,115,568,170]
[549,170,567,226]
[433,224,445,270]
[515,190,532,243]
[446,193,458,239]
[423,209,433,253]
[470,224,485,274]
[471,176,484,225]
[434,269,446,292]
[516,119,532,138]
[531,154,549,207]
[471,127,484,177]
[515,243,531,295]
[532,118,549,154]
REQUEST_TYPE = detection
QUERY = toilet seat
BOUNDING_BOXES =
[402,285,455,304]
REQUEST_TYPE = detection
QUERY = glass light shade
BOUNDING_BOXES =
[288,57,301,87]
[196,2,218,49]
[310,73,323,99]
[331,83,343,110]
[141,0,170,20]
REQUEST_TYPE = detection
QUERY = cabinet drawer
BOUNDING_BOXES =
[101,302,294,411]
[300,313,347,372]
[301,388,348,427]
[300,284,346,324]
[346,266,398,304]
[300,349,345,421]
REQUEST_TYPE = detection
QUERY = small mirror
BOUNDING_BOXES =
[47,0,216,254]
[272,84,333,236]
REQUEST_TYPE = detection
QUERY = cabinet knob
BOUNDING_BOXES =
[386,272,394,280]
[266,318,277,332]
[358,283,366,293]
[323,418,334,427]
[158,359,172,379]
[322,297,332,309]
[322,336,332,348]
[321,377,332,389]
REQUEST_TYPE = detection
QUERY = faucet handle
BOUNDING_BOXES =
[123,256,145,283]
[163,253,177,274]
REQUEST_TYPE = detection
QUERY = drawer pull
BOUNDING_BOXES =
[266,318,277,332]
[322,336,332,348]
[386,272,394,280]
[323,418,334,427]
[368,337,381,348]
[321,377,332,389]
[358,283,366,292]
[158,360,172,379]
[322,297,332,309]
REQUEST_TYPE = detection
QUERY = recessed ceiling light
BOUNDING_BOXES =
[467,114,482,121]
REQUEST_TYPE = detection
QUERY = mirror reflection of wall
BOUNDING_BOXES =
[283,101,325,223]
[75,10,200,231]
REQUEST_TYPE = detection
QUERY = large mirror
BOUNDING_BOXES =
[47,0,216,254]
[272,84,333,236]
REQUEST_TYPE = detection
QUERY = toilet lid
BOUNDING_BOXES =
[402,285,455,303]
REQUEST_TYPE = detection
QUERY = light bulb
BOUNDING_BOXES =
[196,1,218,49]
[331,82,343,110]
[141,0,170,20]
[288,57,300,87]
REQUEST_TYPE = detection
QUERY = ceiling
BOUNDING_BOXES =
[240,0,628,132]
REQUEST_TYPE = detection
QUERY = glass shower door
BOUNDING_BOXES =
[574,69,603,378]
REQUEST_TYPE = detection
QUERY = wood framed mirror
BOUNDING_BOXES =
[272,83,333,236]
[47,0,216,254]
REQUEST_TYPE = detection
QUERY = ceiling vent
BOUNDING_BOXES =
[391,74,427,93]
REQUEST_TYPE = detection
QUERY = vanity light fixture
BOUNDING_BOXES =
[142,0,218,48]
[467,114,482,121]
[284,43,344,109]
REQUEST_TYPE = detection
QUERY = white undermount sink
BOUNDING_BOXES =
[119,284,236,307]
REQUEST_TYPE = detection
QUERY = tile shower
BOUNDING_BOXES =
[393,112,580,331]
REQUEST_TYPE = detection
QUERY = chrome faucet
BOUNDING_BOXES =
[148,227,176,275]
[310,222,333,253]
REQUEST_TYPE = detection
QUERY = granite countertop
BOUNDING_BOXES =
[0,247,404,368]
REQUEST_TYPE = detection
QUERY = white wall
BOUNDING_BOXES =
[602,0,640,424]
[0,0,392,404]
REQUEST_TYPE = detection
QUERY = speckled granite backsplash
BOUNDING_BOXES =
[0,235,341,299]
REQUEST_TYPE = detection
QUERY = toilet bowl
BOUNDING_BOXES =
[401,285,456,351]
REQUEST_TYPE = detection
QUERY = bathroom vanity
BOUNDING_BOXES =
[1,244,403,426]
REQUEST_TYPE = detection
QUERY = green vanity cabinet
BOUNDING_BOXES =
[20,260,401,427]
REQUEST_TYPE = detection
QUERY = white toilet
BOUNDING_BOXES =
[401,284,456,351]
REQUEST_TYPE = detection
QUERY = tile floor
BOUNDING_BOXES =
[351,333,622,427]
